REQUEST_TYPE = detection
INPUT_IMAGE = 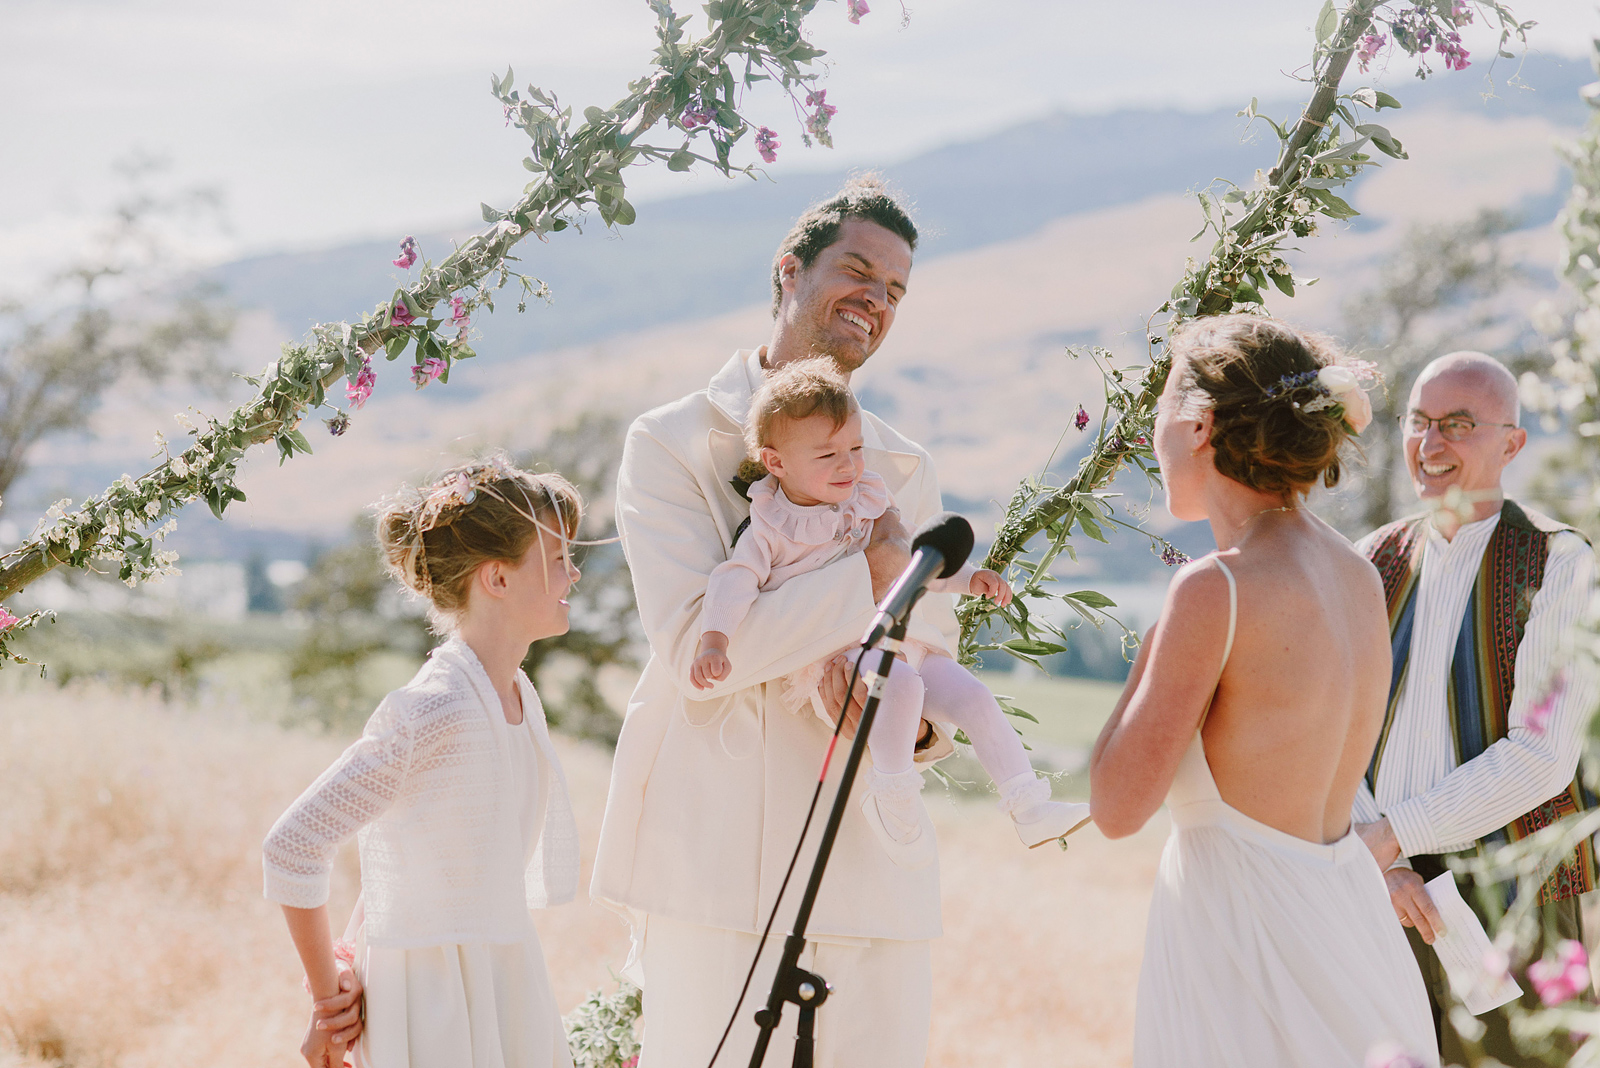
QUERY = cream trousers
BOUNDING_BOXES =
[638,915,931,1068]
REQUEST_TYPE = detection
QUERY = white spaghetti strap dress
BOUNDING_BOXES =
[1132,557,1439,1068]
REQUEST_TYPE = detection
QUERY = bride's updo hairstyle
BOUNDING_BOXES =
[1168,314,1365,495]
[376,451,583,629]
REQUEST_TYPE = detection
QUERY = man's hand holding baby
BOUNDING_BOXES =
[968,568,1013,607]
[691,632,732,690]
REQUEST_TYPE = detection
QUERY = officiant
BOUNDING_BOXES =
[1352,350,1598,1065]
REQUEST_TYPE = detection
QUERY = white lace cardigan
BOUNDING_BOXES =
[262,640,580,947]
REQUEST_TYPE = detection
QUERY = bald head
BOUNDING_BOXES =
[1410,350,1520,425]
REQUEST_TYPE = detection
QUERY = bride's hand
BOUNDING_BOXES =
[1382,868,1446,945]
[1354,818,1402,870]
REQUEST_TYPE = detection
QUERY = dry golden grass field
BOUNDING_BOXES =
[0,674,1162,1068]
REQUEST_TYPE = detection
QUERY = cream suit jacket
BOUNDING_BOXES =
[591,350,957,947]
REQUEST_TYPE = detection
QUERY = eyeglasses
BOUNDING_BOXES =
[1401,413,1519,442]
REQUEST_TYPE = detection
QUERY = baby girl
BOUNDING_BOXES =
[691,357,1090,866]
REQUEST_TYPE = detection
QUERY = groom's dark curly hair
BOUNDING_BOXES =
[769,174,918,316]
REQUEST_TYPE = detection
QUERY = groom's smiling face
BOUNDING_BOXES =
[774,218,912,373]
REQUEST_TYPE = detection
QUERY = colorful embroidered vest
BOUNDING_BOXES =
[1366,499,1596,905]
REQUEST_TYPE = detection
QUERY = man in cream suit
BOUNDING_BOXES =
[591,176,959,1068]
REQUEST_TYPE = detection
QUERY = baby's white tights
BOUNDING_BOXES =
[866,652,1035,790]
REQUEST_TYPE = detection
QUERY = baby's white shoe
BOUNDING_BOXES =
[860,767,937,870]
[997,772,1092,850]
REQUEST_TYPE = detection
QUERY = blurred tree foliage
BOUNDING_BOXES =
[284,411,639,742]
[517,411,639,745]
[287,525,430,731]
[1330,209,1536,532]
[0,162,234,509]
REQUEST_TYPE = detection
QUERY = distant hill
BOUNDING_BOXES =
[4,52,1588,577]
[212,53,1593,363]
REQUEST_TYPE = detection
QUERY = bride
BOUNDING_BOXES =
[1089,315,1438,1067]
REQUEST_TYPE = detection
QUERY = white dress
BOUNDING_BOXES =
[356,717,573,1068]
[1132,558,1439,1068]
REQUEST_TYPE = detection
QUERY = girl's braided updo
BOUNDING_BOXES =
[375,451,583,630]
[1168,314,1374,496]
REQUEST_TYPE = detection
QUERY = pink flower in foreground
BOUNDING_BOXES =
[619,1058,638,1068]
[392,236,418,269]
[0,605,20,632]
[1074,405,1090,431]
[347,358,377,409]
[847,0,869,24]
[1364,1042,1426,1068]
[755,126,780,163]
[450,296,471,327]
[390,299,416,327]
[412,357,448,387]
[1530,940,1590,1006]
[1356,33,1387,73]
[1525,670,1567,736]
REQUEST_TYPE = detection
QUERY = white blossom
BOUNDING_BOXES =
[174,412,197,434]
[143,500,160,518]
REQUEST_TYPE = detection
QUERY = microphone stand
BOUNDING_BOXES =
[746,599,921,1068]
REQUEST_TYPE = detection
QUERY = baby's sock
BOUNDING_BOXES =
[995,771,1054,821]
[864,652,925,777]
[918,654,1035,785]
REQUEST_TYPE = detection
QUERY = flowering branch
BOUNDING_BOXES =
[956,0,1526,664]
[0,0,857,664]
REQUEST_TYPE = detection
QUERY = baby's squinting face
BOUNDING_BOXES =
[761,411,865,507]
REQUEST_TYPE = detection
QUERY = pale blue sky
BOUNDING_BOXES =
[1,0,1592,276]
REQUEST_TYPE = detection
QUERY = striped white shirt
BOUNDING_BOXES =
[1352,512,1597,860]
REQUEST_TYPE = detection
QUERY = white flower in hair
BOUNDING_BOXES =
[1316,364,1374,433]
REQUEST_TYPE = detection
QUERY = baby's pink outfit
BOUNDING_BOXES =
[699,470,973,718]
[700,470,1085,860]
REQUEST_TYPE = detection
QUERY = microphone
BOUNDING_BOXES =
[861,512,975,648]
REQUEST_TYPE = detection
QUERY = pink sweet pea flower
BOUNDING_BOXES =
[450,296,471,327]
[390,299,416,327]
[1439,32,1470,71]
[412,357,448,387]
[681,103,716,129]
[392,236,418,270]
[1074,405,1090,431]
[0,605,20,631]
[1530,940,1590,1006]
[1356,33,1387,73]
[620,1058,638,1068]
[847,0,869,24]
[347,358,377,409]
[755,126,780,164]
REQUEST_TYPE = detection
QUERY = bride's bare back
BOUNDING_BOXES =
[1200,515,1389,843]
[1090,313,1390,845]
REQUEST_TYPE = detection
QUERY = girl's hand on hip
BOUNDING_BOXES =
[312,969,365,1049]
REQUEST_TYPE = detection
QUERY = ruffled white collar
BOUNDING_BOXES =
[748,469,890,547]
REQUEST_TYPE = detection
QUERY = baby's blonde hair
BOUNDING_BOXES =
[743,357,859,478]
[374,451,583,631]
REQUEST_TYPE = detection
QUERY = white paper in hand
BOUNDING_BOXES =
[1423,870,1523,1015]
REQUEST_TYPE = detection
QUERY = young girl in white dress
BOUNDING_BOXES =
[1089,316,1438,1068]
[691,358,1090,865]
[263,455,584,1068]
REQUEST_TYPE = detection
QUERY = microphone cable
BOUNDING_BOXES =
[702,651,867,1068]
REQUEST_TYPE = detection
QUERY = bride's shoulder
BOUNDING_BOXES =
[1160,553,1235,615]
